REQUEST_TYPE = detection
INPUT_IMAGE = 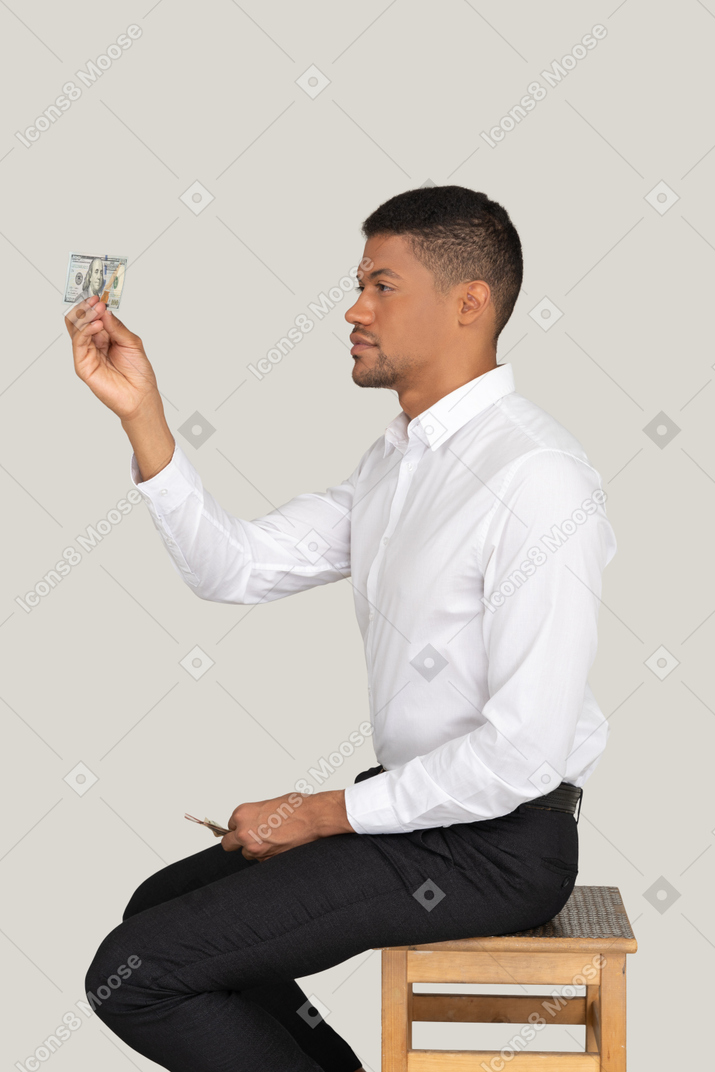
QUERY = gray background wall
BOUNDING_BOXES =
[1,1,713,1068]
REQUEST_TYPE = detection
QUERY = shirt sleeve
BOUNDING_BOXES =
[129,441,359,604]
[343,448,617,834]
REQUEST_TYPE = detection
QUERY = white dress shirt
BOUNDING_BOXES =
[129,363,616,836]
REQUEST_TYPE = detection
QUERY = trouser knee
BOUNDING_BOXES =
[122,874,160,920]
[84,928,145,1021]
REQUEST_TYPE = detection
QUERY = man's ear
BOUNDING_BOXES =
[458,280,491,324]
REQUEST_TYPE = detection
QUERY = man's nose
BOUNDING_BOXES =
[345,298,372,324]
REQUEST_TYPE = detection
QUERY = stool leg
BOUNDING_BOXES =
[586,984,600,1055]
[382,949,411,1072]
[599,953,627,1070]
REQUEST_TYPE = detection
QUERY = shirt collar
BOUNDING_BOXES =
[382,362,516,457]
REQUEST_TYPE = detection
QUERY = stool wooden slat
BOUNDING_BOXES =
[407,1052,599,1070]
[375,886,637,1071]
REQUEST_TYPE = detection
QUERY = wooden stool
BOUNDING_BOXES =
[377,885,637,1070]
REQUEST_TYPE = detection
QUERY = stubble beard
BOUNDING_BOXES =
[352,347,411,390]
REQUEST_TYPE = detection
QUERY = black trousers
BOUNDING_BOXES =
[85,767,579,1071]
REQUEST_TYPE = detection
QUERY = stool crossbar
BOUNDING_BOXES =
[376,886,637,1071]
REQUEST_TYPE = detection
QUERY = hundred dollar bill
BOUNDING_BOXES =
[63,252,127,311]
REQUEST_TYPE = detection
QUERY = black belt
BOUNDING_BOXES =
[522,781,583,821]
[354,766,582,821]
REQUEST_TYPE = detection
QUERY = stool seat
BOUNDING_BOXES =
[374,885,637,1070]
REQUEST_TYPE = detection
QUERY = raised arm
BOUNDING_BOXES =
[66,297,356,604]
[128,440,355,603]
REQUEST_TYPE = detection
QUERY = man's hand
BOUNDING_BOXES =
[64,295,161,422]
[222,790,355,861]
[65,295,175,481]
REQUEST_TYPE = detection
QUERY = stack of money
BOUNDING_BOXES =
[184,813,229,837]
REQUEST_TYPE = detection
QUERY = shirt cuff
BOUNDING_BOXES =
[128,443,203,588]
[344,731,540,834]
[129,441,202,513]
[344,757,456,835]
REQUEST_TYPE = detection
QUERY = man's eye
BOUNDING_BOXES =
[354,283,392,292]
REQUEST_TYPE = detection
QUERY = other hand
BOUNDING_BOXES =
[222,790,354,861]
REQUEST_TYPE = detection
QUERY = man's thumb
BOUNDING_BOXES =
[102,310,138,345]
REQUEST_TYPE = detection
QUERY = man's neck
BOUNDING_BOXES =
[397,357,498,420]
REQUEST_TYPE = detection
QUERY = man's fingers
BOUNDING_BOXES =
[74,318,105,350]
[100,308,141,347]
[241,846,267,861]
[63,297,140,353]
[65,297,102,335]
[221,827,266,857]
[221,830,240,852]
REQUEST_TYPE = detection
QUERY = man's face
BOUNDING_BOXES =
[89,260,104,294]
[344,233,454,392]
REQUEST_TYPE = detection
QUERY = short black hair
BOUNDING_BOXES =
[360,185,523,344]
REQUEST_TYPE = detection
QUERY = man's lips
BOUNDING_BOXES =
[350,337,375,355]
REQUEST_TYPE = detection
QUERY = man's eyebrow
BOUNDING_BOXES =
[361,267,403,280]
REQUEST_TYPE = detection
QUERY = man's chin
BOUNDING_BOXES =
[351,365,367,386]
[352,368,395,389]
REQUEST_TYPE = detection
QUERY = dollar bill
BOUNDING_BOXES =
[63,252,127,310]
[184,813,229,837]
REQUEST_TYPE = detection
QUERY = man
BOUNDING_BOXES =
[68,185,616,1072]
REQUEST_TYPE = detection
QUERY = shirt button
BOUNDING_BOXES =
[369,612,374,621]
[382,536,388,545]
[407,463,413,471]
[160,488,168,496]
